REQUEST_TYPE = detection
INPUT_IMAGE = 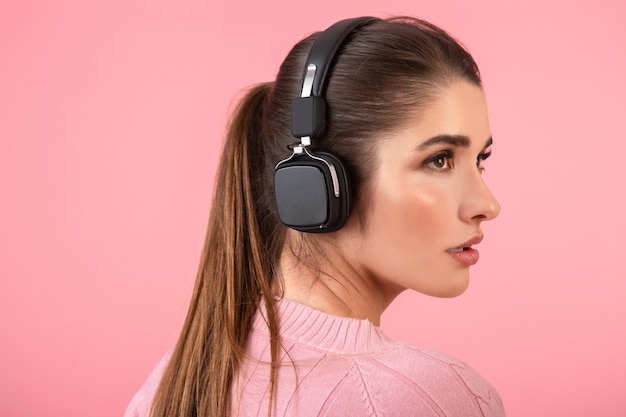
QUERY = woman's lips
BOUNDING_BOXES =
[447,235,483,266]
[447,247,480,266]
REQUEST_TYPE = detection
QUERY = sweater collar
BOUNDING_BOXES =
[253,297,393,355]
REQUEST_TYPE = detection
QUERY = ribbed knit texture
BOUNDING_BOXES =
[125,298,505,417]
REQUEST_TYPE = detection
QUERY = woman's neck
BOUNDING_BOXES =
[273,232,404,326]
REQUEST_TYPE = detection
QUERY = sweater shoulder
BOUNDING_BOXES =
[340,343,506,417]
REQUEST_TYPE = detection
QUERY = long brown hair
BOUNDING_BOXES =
[150,16,481,417]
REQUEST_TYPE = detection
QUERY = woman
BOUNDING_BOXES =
[126,16,505,417]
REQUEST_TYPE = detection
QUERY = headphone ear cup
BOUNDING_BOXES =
[274,151,352,233]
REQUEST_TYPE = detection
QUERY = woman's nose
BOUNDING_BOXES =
[459,173,501,223]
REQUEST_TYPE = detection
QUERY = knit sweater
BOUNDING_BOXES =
[124,298,505,416]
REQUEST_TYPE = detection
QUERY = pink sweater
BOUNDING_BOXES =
[125,298,505,416]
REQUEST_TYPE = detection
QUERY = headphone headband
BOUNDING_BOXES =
[305,17,376,98]
[291,17,375,140]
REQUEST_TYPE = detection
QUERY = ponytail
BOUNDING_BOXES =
[150,82,282,417]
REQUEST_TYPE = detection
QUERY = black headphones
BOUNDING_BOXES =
[273,17,375,233]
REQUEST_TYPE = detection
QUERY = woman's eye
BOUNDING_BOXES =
[476,149,492,172]
[424,151,453,170]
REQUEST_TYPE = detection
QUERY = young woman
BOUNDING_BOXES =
[126,16,505,417]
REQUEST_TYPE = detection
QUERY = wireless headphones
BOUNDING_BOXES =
[273,17,375,233]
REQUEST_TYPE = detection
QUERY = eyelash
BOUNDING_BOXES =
[422,149,492,172]
[477,149,492,172]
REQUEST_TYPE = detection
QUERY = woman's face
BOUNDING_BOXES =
[339,80,500,300]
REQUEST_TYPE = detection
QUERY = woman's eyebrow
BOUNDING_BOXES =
[416,134,470,150]
[415,134,493,151]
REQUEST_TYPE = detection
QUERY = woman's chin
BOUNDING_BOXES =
[421,271,471,298]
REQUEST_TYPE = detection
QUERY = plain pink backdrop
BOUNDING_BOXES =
[1,1,625,416]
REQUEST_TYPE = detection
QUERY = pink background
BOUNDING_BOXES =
[1,0,625,416]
